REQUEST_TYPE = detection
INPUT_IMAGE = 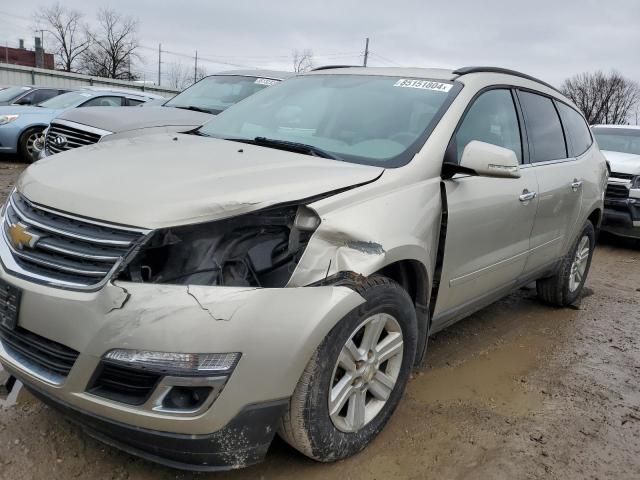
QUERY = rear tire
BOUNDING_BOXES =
[536,221,595,306]
[279,275,417,462]
[19,127,44,163]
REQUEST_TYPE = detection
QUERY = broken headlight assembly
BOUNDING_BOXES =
[117,205,320,287]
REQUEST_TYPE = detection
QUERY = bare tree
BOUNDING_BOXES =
[33,3,90,72]
[561,71,640,125]
[80,8,140,79]
[166,62,192,90]
[292,49,314,73]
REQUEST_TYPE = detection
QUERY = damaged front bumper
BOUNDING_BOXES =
[0,270,364,470]
[602,195,640,238]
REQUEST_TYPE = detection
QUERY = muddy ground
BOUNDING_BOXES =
[0,160,638,480]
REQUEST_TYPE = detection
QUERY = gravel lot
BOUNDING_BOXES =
[0,160,638,479]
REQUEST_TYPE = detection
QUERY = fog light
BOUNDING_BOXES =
[162,386,212,410]
[103,349,240,376]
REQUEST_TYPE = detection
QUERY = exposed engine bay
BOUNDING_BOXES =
[117,205,318,287]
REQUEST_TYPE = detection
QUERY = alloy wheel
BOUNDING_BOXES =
[328,313,404,433]
[569,235,590,293]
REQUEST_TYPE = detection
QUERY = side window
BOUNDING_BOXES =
[80,96,124,107]
[32,89,59,104]
[556,102,592,157]
[126,98,145,107]
[518,91,567,163]
[454,89,522,163]
[14,90,36,105]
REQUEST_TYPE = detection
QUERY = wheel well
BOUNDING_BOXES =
[588,208,602,228]
[375,259,430,365]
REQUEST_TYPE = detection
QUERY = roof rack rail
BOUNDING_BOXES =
[452,66,559,93]
[310,65,361,71]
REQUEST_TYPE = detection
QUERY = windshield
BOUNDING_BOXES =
[198,75,459,167]
[38,91,94,109]
[165,75,279,114]
[0,86,30,102]
[593,127,640,155]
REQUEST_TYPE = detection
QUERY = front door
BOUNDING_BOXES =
[433,88,538,322]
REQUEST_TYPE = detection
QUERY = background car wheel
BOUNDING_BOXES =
[279,275,418,462]
[537,221,595,306]
[19,127,45,163]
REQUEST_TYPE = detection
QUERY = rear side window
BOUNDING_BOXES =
[556,102,592,157]
[126,98,145,106]
[32,89,59,104]
[518,91,567,163]
[80,96,124,107]
[453,89,522,163]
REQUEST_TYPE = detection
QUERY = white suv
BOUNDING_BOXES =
[0,66,606,471]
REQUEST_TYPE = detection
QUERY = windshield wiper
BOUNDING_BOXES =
[172,105,216,114]
[242,136,341,160]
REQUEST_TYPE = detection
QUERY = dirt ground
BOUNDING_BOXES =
[0,160,638,480]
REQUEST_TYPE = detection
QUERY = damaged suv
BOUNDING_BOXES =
[0,66,606,471]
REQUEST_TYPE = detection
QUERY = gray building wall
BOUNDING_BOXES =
[0,63,179,97]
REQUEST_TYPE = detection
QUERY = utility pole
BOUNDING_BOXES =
[194,50,198,84]
[157,43,162,86]
[35,29,45,50]
[363,37,370,67]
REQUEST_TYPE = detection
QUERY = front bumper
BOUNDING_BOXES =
[0,269,364,469]
[0,123,20,153]
[602,195,640,238]
[17,374,288,471]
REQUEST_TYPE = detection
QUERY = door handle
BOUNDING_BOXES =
[519,190,537,202]
[571,180,583,191]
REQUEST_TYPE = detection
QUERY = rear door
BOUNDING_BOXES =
[517,91,584,274]
[433,88,539,321]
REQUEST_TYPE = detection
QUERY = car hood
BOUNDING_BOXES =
[17,133,384,229]
[601,150,640,176]
[55,106,213,133]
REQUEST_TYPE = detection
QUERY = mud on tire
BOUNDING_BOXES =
[278,274,418,462]
[536,221,595,307]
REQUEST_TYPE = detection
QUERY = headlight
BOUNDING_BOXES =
[633,176,640,189]
[104,349,240,376]
[0,114,19,126]
[117,204,321,287]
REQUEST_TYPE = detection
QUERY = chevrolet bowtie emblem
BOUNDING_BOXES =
[8,222,39,250]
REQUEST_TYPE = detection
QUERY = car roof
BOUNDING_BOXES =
[79,87,164,99]
[305,66,456,80]
[304,65,569,106]
[213,69,294,80]
[592,124,640,130]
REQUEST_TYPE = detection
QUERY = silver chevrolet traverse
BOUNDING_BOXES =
[0,66,606,471]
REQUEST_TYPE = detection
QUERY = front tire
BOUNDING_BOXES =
[19,127,44,163]
[537,221,595,306]
[279,275,418,462]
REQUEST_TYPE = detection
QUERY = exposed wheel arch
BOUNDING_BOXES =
[375,259,430,365]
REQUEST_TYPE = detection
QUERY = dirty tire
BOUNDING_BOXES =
[536,221,595,307]
[18,127,44,163]
[278,274,417,462]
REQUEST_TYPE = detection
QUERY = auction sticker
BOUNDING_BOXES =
[255,78,279,86]
[393,79,453,92]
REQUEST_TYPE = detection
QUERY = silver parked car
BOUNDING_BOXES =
[41,70,291,158]
[0,66,606,471]
[591,125,640,238]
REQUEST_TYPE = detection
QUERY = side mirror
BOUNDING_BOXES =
[460,141,521,178]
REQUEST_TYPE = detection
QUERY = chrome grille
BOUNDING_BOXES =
[45,121,103,154]
[605,183,630,199]
[2,191,147,289]
[610,172,633,181]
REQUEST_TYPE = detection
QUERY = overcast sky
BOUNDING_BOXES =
[1,0,639,86]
